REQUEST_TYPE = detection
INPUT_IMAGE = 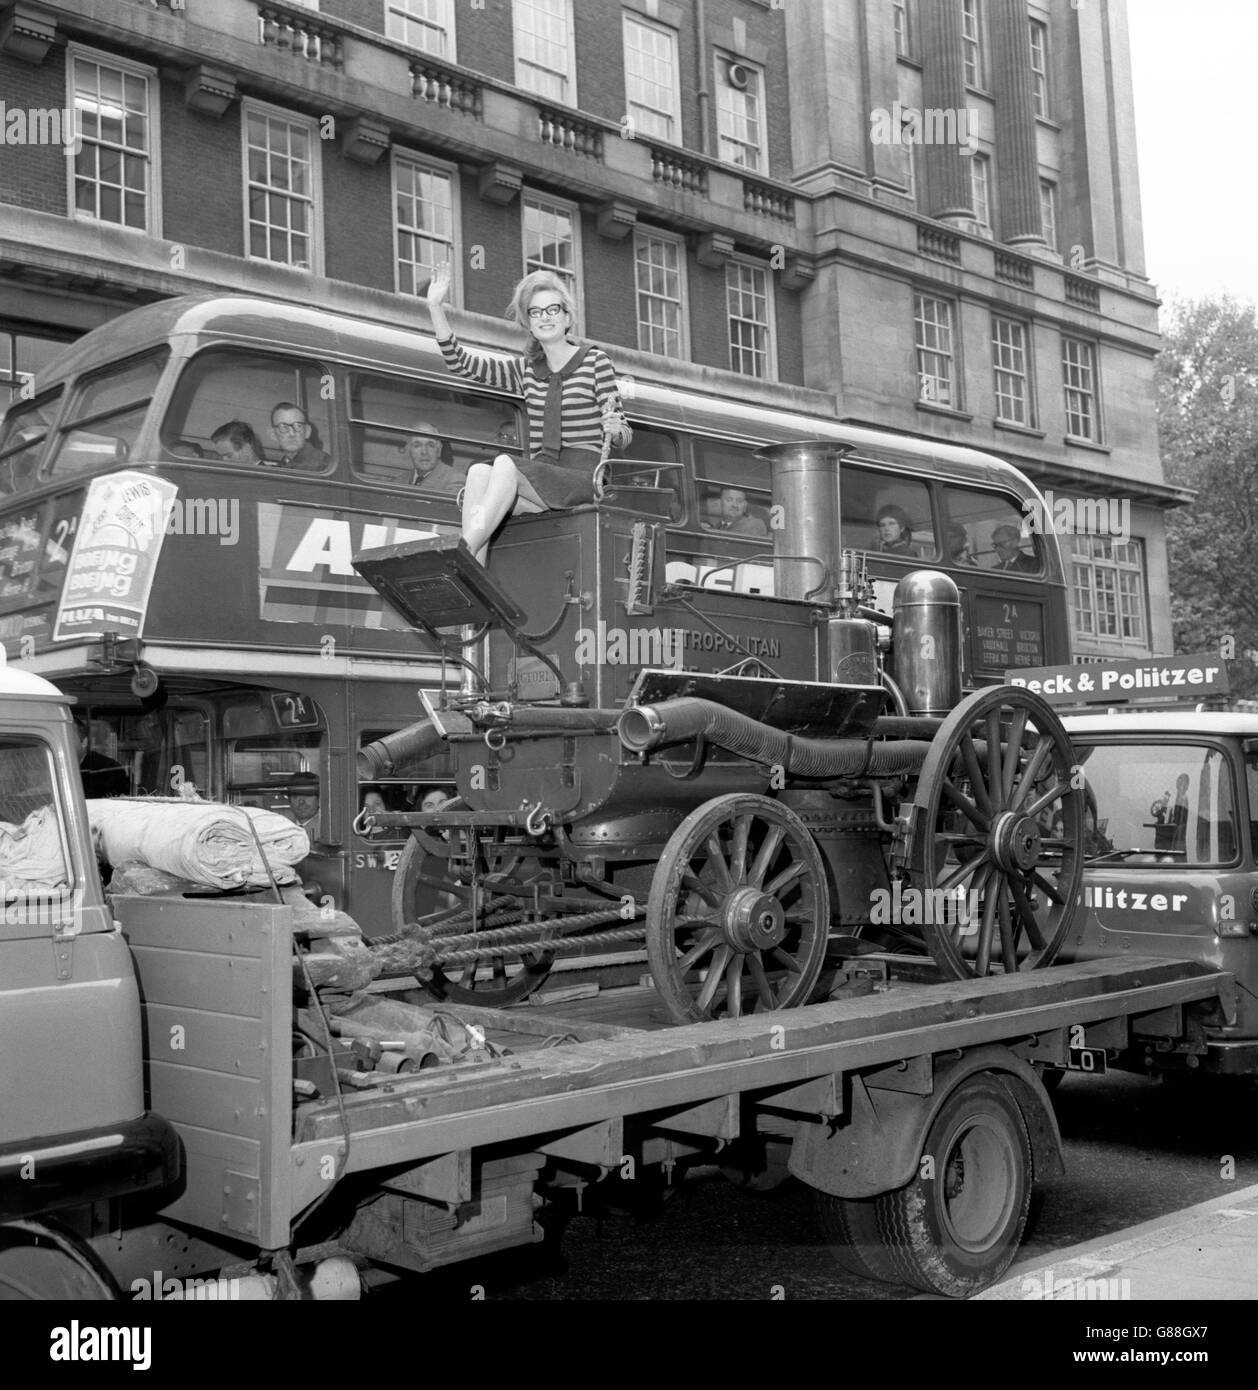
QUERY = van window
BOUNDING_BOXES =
[0,738,72,912]
[348,372,523,489]
[1077,742,1238,865]
[162,349,333,471]
[47,352,168,476]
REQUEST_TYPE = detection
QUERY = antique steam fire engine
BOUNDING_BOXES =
[353,443,1084,1025]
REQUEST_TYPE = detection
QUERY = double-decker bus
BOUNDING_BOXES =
[0,293,1070,928]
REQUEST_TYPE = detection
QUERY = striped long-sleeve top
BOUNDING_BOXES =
[438,333,629,454]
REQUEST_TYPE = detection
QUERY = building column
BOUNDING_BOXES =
[990,0,1044,247]
[918,0,972,223]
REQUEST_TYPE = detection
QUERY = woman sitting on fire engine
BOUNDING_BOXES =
[426,262,632,562]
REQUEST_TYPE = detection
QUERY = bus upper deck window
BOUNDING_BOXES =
[162,349,333,472]
[47,352,168,477]
[842,466,936,561]
[0,389,62,494]
[347,371,523,490]
[941,484,1041,574]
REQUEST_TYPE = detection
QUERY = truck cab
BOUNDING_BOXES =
[1062,710,1258,1074]
[0,667,176,1292]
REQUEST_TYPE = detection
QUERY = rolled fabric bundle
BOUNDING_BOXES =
[0,805,70,890]
[86,797,310,889]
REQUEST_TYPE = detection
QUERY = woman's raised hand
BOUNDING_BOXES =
[427,262,452,308]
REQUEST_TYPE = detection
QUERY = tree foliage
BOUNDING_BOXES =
[1157,296,1258,692]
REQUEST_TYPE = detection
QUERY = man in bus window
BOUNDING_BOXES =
[702,487,768,537]
[74,714,129,798]
[211,420,264,466]
[991,524,1038,572]
[284,771,321,835]
[946,523,978,566]
[270,403,330,472]
[402,420,459,492]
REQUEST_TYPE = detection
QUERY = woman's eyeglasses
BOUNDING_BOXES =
[527,304,567,320]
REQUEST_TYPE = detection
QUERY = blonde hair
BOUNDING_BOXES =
[507,271,578,361]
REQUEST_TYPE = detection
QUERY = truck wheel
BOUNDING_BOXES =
[813,1193,903,1284]
[0,1226,115,1300]
[877,1075,1032,1297]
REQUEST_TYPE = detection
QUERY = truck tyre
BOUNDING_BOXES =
[876,1074,1032,1297]
[0,1224,115,1300]
[813,1192,903,1284]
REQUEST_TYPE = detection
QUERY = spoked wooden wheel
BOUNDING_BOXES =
[646,794,829,1024]
[392,811,553,1006]
[907,686,1084,979]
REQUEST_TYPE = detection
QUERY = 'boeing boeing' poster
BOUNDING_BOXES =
[53,472,179,642]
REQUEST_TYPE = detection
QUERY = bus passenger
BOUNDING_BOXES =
[426,263,631,563]
[702,487,768,537]
[876,505,920,557]
[211,420,265,466]
[284,771,321,835]
[359,785,389,838]
[73,714,128,798]
[946,523,978,566]
[402,421,460,492]
[270,403,330,472]
[991,524,1037,572]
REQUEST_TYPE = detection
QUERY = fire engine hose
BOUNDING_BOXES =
[617,697,933,778]
[358,718,443,779]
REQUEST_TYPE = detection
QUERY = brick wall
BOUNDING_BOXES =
[161,82,240,255]
[0,52,70,215]
[454,0,516,84]
[324,143,395,291]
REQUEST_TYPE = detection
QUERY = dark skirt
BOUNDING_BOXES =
[518,447,601,508]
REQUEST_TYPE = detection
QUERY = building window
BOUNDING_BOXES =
[970,152,993,235]
[522,193,581,324]
[513,0,576,105]
[243,104,321,273]
[1062,336,1099,441]
[386,0,454,60]
[1029,19,1050,119]
[68,47,160,234]
[962,0,986,88]
[393,154,457,299]
[1073,537,1146,647]
[991,317,1033,427]
[623,14,680,142]
[715,55,764,171]
[634,231,687,358]
[893,0,914,59]
[726,260,774,379]
[915,294,956,408]
[1040,178,1058,251]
